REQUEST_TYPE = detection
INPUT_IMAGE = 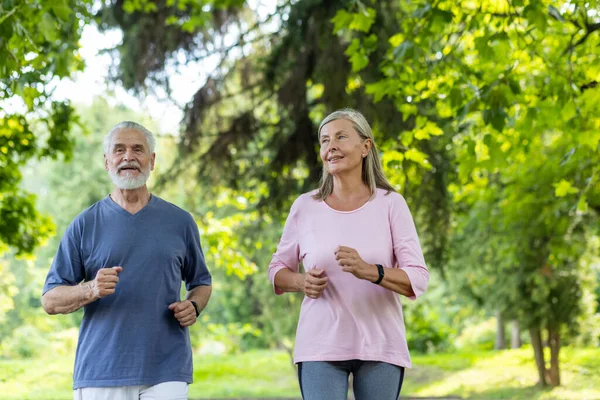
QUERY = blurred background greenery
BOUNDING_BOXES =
[1,0,599,399]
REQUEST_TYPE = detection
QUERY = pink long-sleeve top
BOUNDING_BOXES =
[268,188,429,368]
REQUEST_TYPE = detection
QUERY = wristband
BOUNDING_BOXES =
[190,300,200,317]
[373,264,384,285]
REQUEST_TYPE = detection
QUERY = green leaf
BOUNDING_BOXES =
[578,131,600,150]
[431,8,453,31]
[475,36,494,59]
[401,131,414,147]
[51,1,73,21]
[363,34,378,52]
[399,103,417,121]
[345,38,361,55]
[349,51,369,72]
[449,87,463,108]
[508,79,521,95]
[331,10,353,33]
[389,33,404,47]
[525,4,549,32]
[366,81,391,103]
[349,8,376,32]
[38,14,58,42]
[554,180,579,197]
[412,3,431,19]
[414,121,443,140]
[577,196,588,212]
[404,148,431,169]
[166,15,179,25]
[382,150,404,168]
[482,108,508,132]
[22,87,40,111]
[393,41,415,62]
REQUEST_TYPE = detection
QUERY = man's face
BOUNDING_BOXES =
[104,129,155,190]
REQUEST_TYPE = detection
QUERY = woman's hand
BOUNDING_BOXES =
[335,246,377,282]
[303,268,328,299]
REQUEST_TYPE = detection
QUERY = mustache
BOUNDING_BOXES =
[117,161,142,172]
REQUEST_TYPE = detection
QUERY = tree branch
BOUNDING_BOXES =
[563,21,600,54]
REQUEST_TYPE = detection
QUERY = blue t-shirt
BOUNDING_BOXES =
[43,195,212,389]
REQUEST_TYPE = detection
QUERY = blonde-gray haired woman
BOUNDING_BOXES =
[268,109,430,399]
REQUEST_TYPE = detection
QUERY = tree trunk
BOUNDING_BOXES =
[511,320,522,348]
[495,310,506,350]
[529,327,548,386]
[548,325,561,386]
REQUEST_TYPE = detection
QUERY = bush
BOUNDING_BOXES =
[455,318,497,351]
[405,304,454,353]
[0,325,51,359]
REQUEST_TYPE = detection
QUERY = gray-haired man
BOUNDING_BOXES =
[42,122,212,400]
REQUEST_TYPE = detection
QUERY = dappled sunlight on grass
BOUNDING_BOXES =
[411,347,600,400]
[0,347,598,399]
[190,350,300,398]
[0,356,76,400]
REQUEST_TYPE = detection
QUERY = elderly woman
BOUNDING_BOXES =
[268,109,429,400]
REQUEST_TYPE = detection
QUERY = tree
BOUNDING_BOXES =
[98,0,453,272]
[341,0,599,386]
[0,0,92,255]
[98,0,600,384]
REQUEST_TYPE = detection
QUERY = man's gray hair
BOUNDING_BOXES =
[103,121,156,155]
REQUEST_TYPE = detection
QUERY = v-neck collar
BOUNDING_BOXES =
[104,194,157,218]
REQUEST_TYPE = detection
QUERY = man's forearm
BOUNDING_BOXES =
[186,285,212,315]
[41,283,97,315]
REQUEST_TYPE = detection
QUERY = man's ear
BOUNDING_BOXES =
[104,154,109,171]
[150,153,156,171]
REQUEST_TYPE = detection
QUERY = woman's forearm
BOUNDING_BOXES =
[274,268,305,293]
[377,266,415,297]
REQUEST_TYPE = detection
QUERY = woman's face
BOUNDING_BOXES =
[319,119,371,177]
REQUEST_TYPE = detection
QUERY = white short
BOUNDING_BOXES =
[73,381,188,400]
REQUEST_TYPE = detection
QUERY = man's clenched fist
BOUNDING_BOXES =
[168,300,197,327]
[89,266,122,299]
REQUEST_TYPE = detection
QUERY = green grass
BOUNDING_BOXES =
[405,347,600,400]
[1,347,599,399]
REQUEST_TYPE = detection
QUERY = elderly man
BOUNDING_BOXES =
[41,121,212,400]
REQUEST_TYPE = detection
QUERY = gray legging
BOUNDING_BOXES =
[297,360,405,400]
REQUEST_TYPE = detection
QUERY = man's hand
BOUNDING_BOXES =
[168,300,197,327]
[303,268,328,299]
[335,246,376,281]
[89,266,122,300]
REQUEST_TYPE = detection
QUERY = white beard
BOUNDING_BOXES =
[108,163,151,190]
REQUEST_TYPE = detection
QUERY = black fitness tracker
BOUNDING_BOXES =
[373,264,384,285]
[190,300,200,317]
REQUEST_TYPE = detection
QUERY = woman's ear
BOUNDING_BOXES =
[364,138,372,155]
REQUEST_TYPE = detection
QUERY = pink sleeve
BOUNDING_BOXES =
[390,193,429,300]
[268,199,301,295]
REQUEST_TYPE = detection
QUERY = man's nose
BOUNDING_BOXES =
[123,148,135,160]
